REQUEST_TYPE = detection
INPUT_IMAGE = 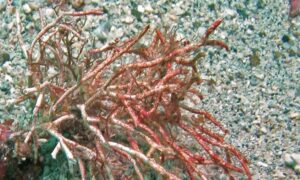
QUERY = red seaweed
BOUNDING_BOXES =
[6,7,252,179]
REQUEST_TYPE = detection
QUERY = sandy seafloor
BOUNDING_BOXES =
[0,0,299,179]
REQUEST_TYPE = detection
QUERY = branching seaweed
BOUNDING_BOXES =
[1,7,251,180]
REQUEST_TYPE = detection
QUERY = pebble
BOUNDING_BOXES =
[32,12,40,21]
[71,0,84,9]
[267,100,277,108]
[290,154,300,165]
[284,153,300,170]
[252,119,261,124]
[198,27,207,35]
[47,67,57,78]
[93,26,108,41]
[224,8,236,17]
[273,169,285,178]
[144,4,154,13]
[246,29,253,34]
[289,112,300,121]
[122,16,134,24]
[110,26,124,38]
[260,127,267,134]
[249,76,258,86]
[255,73,264,80]
[7,21,14,31]
[166,12,178,22]
[23,4,32,14]
[170,7,185,16]
[4,74,13,83]
[137,5,144,13]
[28,1,41,11]
[257,161,268,167]
[44,8,55,17]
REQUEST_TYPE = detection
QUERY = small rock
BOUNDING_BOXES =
[7,21,14,31]
[249,76,258,86]
[224,8,236,17]
[137,5,144,13]
[122,16,134,24]
[171,6,185,16]
[231,81,237,88]
[291,154,300,165]
[257,161,268,167]
[44,8,55,17]
[32,12,40,21]
[273,169,285,178]
[275,150,283,156]
[23,4,32,14]
[93,29,107,42]
[47,67,57,77]
[72,0,84,9]
[267,100,277,108]
[284,153,299,168]
[271,85,279,91]
[252,119,261,124]
[219,31,228,39]
[246,29,253,34]
[289,112,300,121]
[144,4,154,13]
[110,26,124,39]
[167,13,178,21]
[28,1,41,11]
[4,74,13,83]
[260,127,267,134]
